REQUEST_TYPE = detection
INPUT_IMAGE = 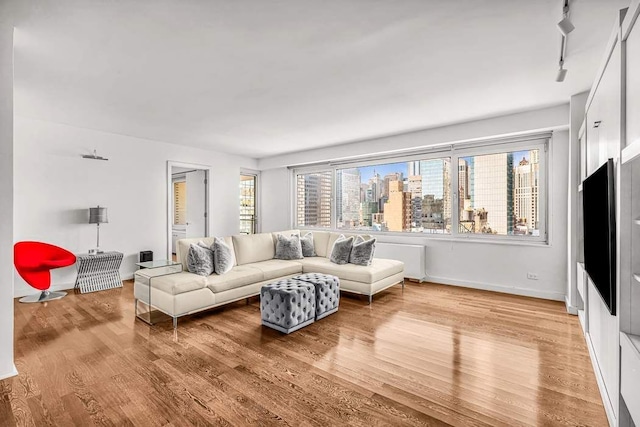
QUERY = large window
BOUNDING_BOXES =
[293,136,548,241]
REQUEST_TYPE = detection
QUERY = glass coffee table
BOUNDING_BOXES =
[134,260,182,328]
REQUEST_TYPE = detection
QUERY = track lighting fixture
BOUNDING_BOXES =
[556,62,567,82]
[557,0,574,36]
[554,0,572,82]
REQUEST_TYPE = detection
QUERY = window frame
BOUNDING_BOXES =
[291,135,550,244]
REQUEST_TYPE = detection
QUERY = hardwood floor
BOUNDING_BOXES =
[1,281,606,426]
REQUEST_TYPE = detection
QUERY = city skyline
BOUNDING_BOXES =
[356,151,532,184]
[299,149,540,236]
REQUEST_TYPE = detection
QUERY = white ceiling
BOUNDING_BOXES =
[13,0,628,159]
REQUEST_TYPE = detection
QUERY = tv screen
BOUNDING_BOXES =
[582,159,616,315]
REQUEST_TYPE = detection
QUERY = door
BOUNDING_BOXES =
[186,170,207,238]
[240,173,258,234]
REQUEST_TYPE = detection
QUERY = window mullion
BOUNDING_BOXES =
[451,154,460,236]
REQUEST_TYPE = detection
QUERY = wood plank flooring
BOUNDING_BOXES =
[1,281,606,426]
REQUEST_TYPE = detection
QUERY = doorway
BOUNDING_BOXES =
[167,161,210,259]
[240,171,259,234]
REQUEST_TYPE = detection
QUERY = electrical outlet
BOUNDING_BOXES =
[527,272,539,280]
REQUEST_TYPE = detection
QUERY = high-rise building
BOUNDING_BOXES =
[458,159,469,220]
[420,159,451,231]
[368,171,383,203]
[407,161,420,177]
[513,152,539,233]
[296,172,332,227]
[408,175,422,227]
[360,183,368,203]
[471,153,514,235]
[383,172,403,199]
[383,180,411,231]
[360,201,379,227]
[339,168,361,228]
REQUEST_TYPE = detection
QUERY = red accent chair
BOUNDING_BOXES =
[14,241,76,303]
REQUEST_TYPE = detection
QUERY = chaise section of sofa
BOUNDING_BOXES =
[298,231,405,303]
[133,230,404,326]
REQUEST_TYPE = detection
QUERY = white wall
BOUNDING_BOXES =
[13,116,257,297]
[259,104,569,170]
[260,108,571,301]
[261,168,291,233]
[0,1,17,380]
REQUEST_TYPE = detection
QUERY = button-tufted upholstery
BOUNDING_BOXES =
[260,279,316,334]
[294,273,340,320]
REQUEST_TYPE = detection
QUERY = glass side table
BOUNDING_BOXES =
[134,260,182,328]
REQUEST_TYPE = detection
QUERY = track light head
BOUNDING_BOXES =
[556,66,567,82]
[557,16,575,36]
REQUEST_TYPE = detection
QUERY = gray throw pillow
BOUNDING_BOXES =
[350,235,376,266]
[187,242,214,276]
[274,234,303,260]
[300,232,316,257]
[329,235,354,265]
[212,237,234,275]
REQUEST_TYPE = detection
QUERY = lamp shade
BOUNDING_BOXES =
[89,206,108,224]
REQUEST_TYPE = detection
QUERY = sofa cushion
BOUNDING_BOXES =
[205,265,265,293]
[326,233,373,259]
[177,236,235,271]
[329,235,353,265]
[213,237,234,274]
[298,257,404,284]
[274,234,304,260]
[349,236,376,266]
[299,231,330,257]
[186,242,215,276]
[232,233,275,265]
[248,259,303,281]
[300,232,316,257]
[148,271,208,295]
[271,230,300,251]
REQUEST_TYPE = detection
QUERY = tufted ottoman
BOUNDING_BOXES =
[294,273,340,320]
[260,279,316,334]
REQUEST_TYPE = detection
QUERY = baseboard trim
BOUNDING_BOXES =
[564,296,579,315]
[426,275,565,301]
[585,332,617,426]
[0,364,18,381]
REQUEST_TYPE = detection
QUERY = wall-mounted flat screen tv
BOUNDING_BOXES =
[582,158,616,315]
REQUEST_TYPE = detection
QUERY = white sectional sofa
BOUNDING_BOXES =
[134,230,405,327]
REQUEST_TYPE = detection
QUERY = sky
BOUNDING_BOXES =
[353,150,534,184]
[358,162,407,183]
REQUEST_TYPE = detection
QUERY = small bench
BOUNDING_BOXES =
[260,279,315,334]
[294,273,340,320]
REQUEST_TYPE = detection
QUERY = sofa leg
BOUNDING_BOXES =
[173,317,178,330]
[368,294,372,305]
[246,297,250,305]
[402,280,405,291]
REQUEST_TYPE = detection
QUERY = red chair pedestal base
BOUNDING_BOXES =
[19,290,67,303]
